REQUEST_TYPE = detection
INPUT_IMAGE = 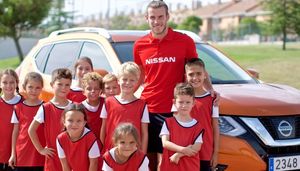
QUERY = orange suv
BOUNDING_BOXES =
[16,27,300,171]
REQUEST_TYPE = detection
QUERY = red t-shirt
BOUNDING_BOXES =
[0,96,22,163]
[102,97,146,153]
[67,88,86,103]
[103,149,146,171]
[14,102,45,166]
[134,28,197,113]
[160,117,204,171]
[42,102,66,171]
[192,94,215,160]
[57,130,98,171]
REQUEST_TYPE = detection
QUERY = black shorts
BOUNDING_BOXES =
[201,160,212,171]
[0,163,13,171]
[147,112,173,153]
[15,167,44,171]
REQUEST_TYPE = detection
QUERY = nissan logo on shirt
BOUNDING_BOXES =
[277,120,293,137]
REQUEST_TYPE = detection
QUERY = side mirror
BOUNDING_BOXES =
[247,68,259,79]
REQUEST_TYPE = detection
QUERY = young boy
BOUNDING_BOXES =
[185,58,220,171]
[29,68,73,171]
[102,73,120,97]
[160,83,204,170]
[100,62,149,154]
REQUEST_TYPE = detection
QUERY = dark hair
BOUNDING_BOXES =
[51,68,72,84]
[22,72,44,90]
[0,68,19,94]
[112,122,140,147]
[185,58,205,71]
[61,103,88,129]
[74,57,94,71]
[146,0,169,16]
[174,82,195,99]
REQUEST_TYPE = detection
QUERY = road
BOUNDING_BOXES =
[0,37,38,59]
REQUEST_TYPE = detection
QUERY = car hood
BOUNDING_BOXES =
[214,83,300,116]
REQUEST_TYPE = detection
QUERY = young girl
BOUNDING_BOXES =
[9,72,45,171]
[67,57,93,103]
[0,69,23,171]
[56,104,100,171]
[102,123,149,171]
[160,83,204,171]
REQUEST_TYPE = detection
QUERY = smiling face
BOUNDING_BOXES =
[75,60,93,81]
[64,110,86,140]
[146,6,169,38]
[83,80,102,103]
[118,73,138,95]
[185,64,206,89]
[115,133,138,158]
[51,78,71,99]
[0,74,17,98]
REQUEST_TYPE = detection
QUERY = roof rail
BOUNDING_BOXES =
[49,27,111,39]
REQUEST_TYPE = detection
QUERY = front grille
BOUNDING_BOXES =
[265,145,300,156]
[260,116,300,140]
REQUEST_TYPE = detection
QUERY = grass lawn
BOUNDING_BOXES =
[214,42,300,89]
[0,57,20,70]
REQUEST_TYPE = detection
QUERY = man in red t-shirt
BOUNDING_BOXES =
[133,1,215,170]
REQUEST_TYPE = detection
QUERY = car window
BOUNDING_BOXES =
[44,42,81,74]
[196,43,256,84]
[79,42,113,73]
[111,42,133,63]
[35,45,51,72]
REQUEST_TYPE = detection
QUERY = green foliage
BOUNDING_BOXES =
[0,0,51,61]
[110,14,131,29]
[239,17,260,35]
[177,15,202,34]
[168,21,177,29]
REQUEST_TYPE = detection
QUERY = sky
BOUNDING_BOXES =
[64,0,224,22]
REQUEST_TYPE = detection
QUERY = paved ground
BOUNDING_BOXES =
[0,37,38,59]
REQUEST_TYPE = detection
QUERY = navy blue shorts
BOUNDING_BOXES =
[147,112,173,153]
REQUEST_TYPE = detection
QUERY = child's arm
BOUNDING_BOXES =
[9,124,19,169]
[100,118,106,145]
[88,158,98,171]
[59,158,71,171]
[211,118,220,168]
[169,143,202,164]
[141,123,148,153]
[161,135,198,157]
[28,120,55,157]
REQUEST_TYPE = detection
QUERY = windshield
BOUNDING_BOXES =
[112,42,257,84]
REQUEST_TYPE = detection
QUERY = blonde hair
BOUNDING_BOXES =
[113,122,140,147]
[117,62,140,80]
[103,73,118,84]
[174,82,195,99]
[0,68,19,94]
[81,72,103,90]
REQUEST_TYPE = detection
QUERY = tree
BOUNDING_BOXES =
[177,15,202,34]
[0,0,51,62]
[110,13,131,30]
[264,0,300,50]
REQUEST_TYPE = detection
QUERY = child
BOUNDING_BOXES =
[9,72,45,171]
[81,72,104,140]
[56,104,100,171]
[100,62,149,154]
[160,83,204,171]
[67,57,93,103]
[102,73,120,97]
[0,69,22,171]
[102,123,149,171]
[185,58,220,171]
[29,68,73,171]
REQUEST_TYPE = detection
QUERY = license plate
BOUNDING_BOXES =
[269,155,300,171]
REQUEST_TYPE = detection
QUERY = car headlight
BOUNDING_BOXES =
[219,116,246,136]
